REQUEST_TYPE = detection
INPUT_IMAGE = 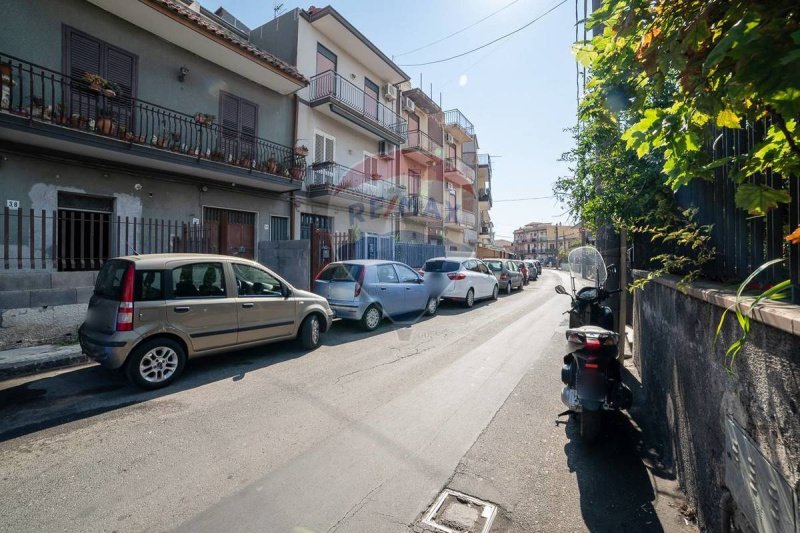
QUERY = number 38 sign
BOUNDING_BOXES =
[6,200,20,210]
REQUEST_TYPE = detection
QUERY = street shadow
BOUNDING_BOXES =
[0,339,308,443]
[563,407,665,532]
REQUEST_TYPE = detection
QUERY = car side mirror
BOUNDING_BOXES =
[282,285,292,299]
[416,277,424,284]
[554,284,568,295]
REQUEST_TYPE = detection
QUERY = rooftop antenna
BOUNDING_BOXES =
[273,1,285,19]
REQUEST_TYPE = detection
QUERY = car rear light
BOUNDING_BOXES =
[116,264,135,332]
[447,272,466,280]
[585,362,600,369]
[354,267,366,297]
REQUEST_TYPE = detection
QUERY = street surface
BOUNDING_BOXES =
[0,270,692,532]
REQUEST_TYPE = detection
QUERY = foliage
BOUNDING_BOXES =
[579,0,800,215]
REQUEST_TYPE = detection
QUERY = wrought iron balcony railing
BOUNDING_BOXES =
[444,157,476,183]
[405,194,442,219]
[461,210,476,228]
[305,162,405,202]
[403,129,442,156]
[0,53,304,179]
[309,70,406,140]
[444,109,475,137]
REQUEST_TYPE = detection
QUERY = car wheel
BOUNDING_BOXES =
[361,304,382,331]
[491,284,499,300]
[464,288,475,308]
[126,337,186,390]
[505,282,512,295]
[425,297,438,316]
[300,314,322,349]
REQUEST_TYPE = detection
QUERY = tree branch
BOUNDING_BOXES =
[769,110,800,160]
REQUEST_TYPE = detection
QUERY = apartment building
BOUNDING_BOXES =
[252,6,409,245]
[513,222,583,263]
[1,0,308,268]
[477,153,494,245]
[440,109,478,253]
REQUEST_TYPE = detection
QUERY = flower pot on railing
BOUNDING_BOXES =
[194,113,215,125]
[294,145,309,156]
[265,158,279,174]
[290,165,305,179]
[96,116,114,135]
[370,173,382,180]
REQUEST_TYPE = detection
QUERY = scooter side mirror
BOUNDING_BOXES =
[607,264,618,274]
[554,285,568,295]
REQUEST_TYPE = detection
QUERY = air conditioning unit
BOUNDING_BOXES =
[383,84,398,102]
[445,132,455,144]
[402,96,416,113]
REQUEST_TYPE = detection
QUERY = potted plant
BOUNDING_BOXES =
[370,173,382,180]
[169,131,182,151]
[294,145,309,156]
[70,113,84,129]
[194,113,215,125]
[83,73,119,97]
[96,108,114,135]
[265,158,278,174]
[290,163,305,179]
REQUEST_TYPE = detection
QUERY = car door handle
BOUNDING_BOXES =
[241,303,255,309]
[174,306,190,313]
[380,287,387,290]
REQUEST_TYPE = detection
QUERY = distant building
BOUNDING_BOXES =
[512,222,583,263]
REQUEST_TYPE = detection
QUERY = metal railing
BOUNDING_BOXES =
[446,206,460,224]
[406,194,442,219]
[461,210,476,228]
[305,162,406,202]
[445,157,476,183]
[478,153,491,166]
[444,109,475,137]
[464,228,478,244]
[479,188,492,202]
[0,52,304,178]
[309,70,406,140]
[403,129,442,156]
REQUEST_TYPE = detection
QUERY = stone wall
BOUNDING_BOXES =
[633,274,800,531]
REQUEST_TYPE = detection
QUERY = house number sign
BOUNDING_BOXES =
[6,200,20,209]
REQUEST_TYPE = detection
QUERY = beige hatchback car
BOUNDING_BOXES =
[79,254,333,389]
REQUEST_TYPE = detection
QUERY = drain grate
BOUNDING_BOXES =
[421,489,497,533]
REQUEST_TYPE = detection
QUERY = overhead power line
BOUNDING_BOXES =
[493,195,555,202]
[398,0,568,67]
[394,0,524,58]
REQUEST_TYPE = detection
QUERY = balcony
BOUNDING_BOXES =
[444,207,475,229]
[0,53,303,192]
[479,188,492,204]
[404,194,442,222]
[304,162,405,209]
[402,130,442,164]
[464,228,478,244]
[309,70,406,144]
[444,157,476,186]
[444,109,474,142]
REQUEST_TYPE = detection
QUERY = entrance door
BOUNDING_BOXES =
[204,207,255,259]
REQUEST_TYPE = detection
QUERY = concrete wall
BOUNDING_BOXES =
[3,0,294,147]
[633,275,800,531]
[258,239,310,291]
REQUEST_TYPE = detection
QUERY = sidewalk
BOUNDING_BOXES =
[0,343,88,381]
[414,325,696,532]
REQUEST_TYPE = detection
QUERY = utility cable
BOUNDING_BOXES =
[493,195,555,202]
[394,0,524,58]
[397,0,568,67]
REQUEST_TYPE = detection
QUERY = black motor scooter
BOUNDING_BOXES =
[554,246,632,441]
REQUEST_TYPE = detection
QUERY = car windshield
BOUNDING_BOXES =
[423,260,460,272]
[93,260,130,299]
[317,263,363,282]
[485,260,502,271]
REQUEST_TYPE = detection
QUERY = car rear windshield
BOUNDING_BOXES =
[485,260,502,271]
[317,263,364,282]
[94,260,131,300]
[423,260,460,273]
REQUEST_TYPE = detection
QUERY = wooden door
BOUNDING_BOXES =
[205,207,255,259]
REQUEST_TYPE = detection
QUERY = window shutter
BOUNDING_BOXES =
[220,93,240,135]
[314,133,325,163]
[324,136,334,162]
[239,100,257,159]
[68,31,101,81]
[104,47,135,99]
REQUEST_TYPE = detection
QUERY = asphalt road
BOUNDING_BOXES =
[0,270,690,532]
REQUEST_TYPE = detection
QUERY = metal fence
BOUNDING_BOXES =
[395,242,445,269]
[1,208,217,271]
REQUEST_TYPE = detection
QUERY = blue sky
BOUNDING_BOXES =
[220,0,578,241]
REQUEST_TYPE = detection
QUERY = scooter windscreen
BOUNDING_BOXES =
[568,246,607,287]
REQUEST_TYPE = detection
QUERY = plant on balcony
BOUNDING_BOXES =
[83,73,119,97]
[96,108,114,135]
[169,132,183,152]
[294,145,309,156]
[370,173,382,180]
[209,150,224,161]
[194,113,215,125]
[265,158,279,174]
[289,163,305,179]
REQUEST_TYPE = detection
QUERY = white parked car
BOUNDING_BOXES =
[420,257,499,308]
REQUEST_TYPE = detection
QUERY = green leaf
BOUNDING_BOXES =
[716,108,741,129]
[734,183,792,215]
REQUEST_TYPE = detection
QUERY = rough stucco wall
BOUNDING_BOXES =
[258,240,310,291]
[633,280,800,530]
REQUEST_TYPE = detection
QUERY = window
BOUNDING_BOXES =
[317,263,363,282]
[485,260,502,272]
[423,260,459,273]
[94,260,130,299]
[135,270,164,301]
[408,170,421,195]
[364,152,379,178]
[394,264,419,283]
[466,260,481,272]
[232,263,283,297]
[300,213,333,240]
[316,43,337,75]
[171,263,226,298]
[220,92,258,162]
[477,262,491,275]
[270,216,289,241]
[377,264,399,283]
[314,131,335,163]
[364,77,379,120]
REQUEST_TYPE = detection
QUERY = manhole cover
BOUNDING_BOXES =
[421,489,497,533]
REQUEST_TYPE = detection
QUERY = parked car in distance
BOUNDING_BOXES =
[532,260,543,275]
[484,259,524,294]
[313,260,438,332]
[78,254,333,390]
[421,257,499,308]
[524,260,539,281]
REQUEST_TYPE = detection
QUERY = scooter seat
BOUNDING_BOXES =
[566,325,617,337]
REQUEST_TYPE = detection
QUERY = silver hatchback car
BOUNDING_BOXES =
[79,254,333,389]
[313,260,438,331]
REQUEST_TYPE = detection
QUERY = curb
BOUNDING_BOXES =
[0,348,90,382]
